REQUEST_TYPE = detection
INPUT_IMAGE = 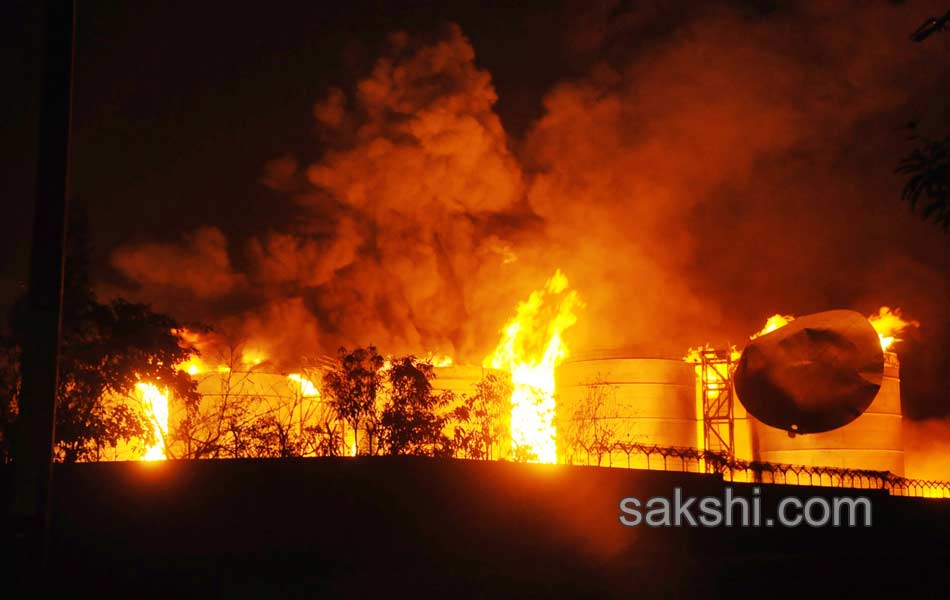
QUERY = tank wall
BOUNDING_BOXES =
[431,365,497,398]
[751,352,904,475]
[556,358,698,467]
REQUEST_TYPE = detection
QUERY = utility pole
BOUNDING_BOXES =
[8,0,75,575]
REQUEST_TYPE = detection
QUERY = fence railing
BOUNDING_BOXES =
[563,441,950,499]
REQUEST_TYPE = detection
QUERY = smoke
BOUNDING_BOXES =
[109,3,948,418]
[112,24,542,364]
[904,418,950,480]
[111,227,247,300]
[524,1,948,356]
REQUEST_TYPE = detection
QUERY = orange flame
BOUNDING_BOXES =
[747,308,918,352]
[868,306,919,352]
[426,354,454,367]
[242,349,267,367]
[177,356,204,376]
[750,314,795,339]
[137,382,169,461]
[287,373,320,397]
[484,270,581,464]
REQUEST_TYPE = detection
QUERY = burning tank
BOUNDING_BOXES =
[734,309,884,435]
[749,350,905,474]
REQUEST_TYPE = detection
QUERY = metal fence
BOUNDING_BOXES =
[564,441,950,499]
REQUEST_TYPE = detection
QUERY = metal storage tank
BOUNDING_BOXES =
[176,369,331,453]
[556,353,699,469]
[749,351,904,475]
[431,365,496,399]
[431,365,512,458]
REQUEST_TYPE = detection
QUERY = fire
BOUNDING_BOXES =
[242,350,267,367]
[175,353,234,376]
[137,382,169,461]
[426,354,454,367]
[287,373,320,397]
[484,270,581,464]
[748,308,918,352]
[750,314,795,339]
[868,306,919,352]
[177,356,204,376]
[683,344,741,364]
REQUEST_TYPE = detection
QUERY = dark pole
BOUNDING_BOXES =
[8,0,75,572]
[910,10,950,42]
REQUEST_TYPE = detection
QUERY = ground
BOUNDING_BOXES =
[3,457,949,597]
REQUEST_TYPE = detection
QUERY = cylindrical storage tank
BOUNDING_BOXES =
[431,365,495,399]
[432,365,510,459]
[750,351,904,475]
[556,354,698,469]
[172,369,331,455]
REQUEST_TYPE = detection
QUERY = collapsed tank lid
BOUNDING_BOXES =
[734,309,884,434]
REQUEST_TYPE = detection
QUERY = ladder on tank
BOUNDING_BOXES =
[700,348,736,463]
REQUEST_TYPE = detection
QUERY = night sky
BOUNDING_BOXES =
[2,1,948,420]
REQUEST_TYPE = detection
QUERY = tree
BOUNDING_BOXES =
[0,210,200,462]
[562,376,616,466]
[897,125,950,231]
[166,341,343,459]
[450,373,509,460]
[322,346,384,455]
[168,342,255,459]
[378,356,451,456]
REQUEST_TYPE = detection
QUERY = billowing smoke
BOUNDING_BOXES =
[112,24,545,365]
[109,4,948,417]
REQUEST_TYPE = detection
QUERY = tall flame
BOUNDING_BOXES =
[484,270,581,464]
[137,382,169,461]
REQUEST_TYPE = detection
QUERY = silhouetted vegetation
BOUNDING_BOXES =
[897,124,949,231]
[322,346,385,455]
[449,373,510,460]
[164,346,510,461]
[378,356,453,456]
[1,273,512,462]
[0,212,200,463]
[562,376,617,466]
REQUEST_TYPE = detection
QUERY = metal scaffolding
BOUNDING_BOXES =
[700,348,735,459]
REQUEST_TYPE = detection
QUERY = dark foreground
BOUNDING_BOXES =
[3,457,949,598]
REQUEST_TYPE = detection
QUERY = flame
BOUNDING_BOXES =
[176,354,230,375]
[747,308,918,351]
[287,373,320,397]
[683,344,741,364]
[868,306,919,352]
[426,354,454,367]
[750,314,795,339]
[177,356,204,376]
[242,350,267,367]
[484,269,581,464]
[137,382,169,461]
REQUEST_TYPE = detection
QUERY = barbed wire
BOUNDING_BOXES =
[561,440,950,499]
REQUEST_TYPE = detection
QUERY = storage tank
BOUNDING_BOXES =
[431,365,496,399]
[556,353,698,469]
[750,351,904,475]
